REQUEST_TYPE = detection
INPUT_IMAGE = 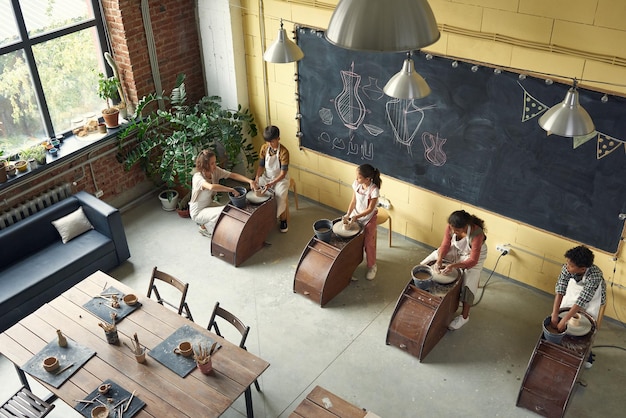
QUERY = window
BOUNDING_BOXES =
[0,0,109,156]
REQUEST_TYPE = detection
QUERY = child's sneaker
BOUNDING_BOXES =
[280,219,288,233]
[366,264,377,280]
[448,315,469,330]
[198,226,212,238]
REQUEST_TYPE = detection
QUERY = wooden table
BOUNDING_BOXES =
[0,271,269,418]
[211,196,277,267]
[516,310,597,418]
[290,385,380,418]
[293,228,365,307]
[386,272,462,362]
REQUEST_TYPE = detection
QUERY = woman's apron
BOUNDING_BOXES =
[560,271,603,320]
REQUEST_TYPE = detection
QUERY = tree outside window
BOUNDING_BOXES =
[0,0,109,157]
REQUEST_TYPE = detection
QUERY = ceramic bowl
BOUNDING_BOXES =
[123,293,138,306]
[91,405,110,418]
[43,356,59,372]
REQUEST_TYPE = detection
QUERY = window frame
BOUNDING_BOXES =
[1,0,111,140]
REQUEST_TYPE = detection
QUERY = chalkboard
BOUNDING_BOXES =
[297,27,626,253]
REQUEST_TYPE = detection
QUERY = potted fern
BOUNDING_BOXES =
[118,73,258,195]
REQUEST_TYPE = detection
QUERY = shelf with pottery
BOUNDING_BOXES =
[293,218,365,307]
[210,189,277,267]
[385,263,462,362]
[516,309,597,418]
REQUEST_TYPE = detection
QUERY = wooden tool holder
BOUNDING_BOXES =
[211,197,277,267]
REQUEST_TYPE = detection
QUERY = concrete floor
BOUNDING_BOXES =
[2,193,625,417]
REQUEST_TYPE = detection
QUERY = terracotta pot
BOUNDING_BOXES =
[102,108,120,128]
[176,208,190,218]
[197,358,212,375]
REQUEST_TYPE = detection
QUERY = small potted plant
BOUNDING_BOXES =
[176,192,191,218]
[97,72,121,128]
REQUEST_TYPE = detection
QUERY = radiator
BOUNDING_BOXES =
[0,183,73,229]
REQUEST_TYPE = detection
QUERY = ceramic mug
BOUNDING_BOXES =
[98,383,111,394]
[173,341,193,357]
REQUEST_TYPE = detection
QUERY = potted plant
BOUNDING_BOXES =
[19,145,47,169]
[98,72,121,128]
[176,191,191,218]
[158,189,179,211]
[117,73,258,195]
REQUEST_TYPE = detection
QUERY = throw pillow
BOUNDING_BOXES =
[51,207,94,243]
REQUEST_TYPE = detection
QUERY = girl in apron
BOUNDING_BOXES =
[420,210,488,330]
[345,164,381,280]
[254,126,290,232]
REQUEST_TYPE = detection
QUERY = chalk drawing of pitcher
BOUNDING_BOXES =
[386,99,436,156]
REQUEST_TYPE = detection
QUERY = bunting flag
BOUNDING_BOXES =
[519,82,548,122]
[573,131,597,149]
[596,132,624,159]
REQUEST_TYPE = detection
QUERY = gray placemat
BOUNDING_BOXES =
[148,324,221,377]
[83,286,141,323]
[74,379,145,418]
[21,338,96,388]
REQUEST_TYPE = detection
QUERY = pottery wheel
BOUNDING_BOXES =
[559,312,592,336]
[246,190,271,204]
[332,220,361,238]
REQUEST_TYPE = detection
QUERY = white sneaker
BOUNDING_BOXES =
[366,264,377,280]
[351,276,358,281]
[448,315,469,330]
[198,227,212,238]
[584,361,593,369]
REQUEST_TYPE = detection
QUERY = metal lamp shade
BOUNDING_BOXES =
[326,0,440,52]
[263,28,304,63]
[383,58,431,99]
[538,88,595,137]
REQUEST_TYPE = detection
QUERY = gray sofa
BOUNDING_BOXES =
[0,191,130,332]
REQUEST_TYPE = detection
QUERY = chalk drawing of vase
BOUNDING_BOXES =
[386,99,435,156]
[335,63,366,130]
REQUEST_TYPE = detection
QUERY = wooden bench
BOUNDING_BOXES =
[290,386,380,418]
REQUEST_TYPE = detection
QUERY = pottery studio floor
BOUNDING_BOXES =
[1,192,625,418]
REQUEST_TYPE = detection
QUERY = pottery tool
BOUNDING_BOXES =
[78,394,100,411]
[55,362,74,375]
[98,321,116,332]
[123,390,136,413]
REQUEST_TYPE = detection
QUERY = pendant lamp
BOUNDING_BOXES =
[326,0,440,52]
[538,80,595,137]
[383,53,431,99]
[263,19,304,63]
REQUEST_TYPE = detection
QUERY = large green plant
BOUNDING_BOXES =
[118,74,258,190]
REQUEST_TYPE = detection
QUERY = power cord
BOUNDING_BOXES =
[472,251,504,307]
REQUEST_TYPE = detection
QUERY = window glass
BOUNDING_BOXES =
[33,28,103,134]
[0,0,21,48]
[0,49,45,153]
[21,0,94,36]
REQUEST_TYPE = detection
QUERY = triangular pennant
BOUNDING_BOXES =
[519,82,549,122]
[573,131,597,148]
[596,132,624,159]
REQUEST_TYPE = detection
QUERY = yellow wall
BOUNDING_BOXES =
[242,0,626,321]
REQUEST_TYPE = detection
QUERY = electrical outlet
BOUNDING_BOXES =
[95,190,104,198]
[496,244,510,256]
[378,197,392,209]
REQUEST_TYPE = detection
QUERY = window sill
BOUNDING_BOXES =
[0,125,124,192]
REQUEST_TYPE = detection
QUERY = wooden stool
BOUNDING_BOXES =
[286,178,299,221]
[376,207,392,247]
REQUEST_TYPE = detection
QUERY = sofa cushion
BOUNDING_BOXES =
[0,229,114,314]
[51,207,94,243]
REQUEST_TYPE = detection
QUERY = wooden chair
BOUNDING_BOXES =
[1,387,55,418]
[376,207,392,247]
[147,267,194,322]
[285,178,299,222]
[207,302,260,418]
